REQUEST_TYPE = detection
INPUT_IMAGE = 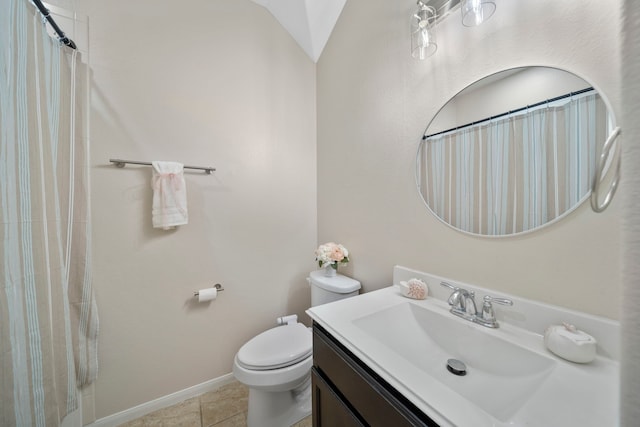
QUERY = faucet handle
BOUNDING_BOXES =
[440,281,457,291]
[441,282,465,310]
[480,295,513,327]
[483,295,513,306]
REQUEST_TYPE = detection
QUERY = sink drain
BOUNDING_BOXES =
[446,359,467,376]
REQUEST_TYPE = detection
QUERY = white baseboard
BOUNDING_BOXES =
[86,373,236,427]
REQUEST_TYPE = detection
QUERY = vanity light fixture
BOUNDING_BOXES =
[411,1,438,60]
[461,0,496,27]
[411,0,497,60]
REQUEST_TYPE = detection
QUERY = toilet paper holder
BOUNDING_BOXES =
[194,283,224,297]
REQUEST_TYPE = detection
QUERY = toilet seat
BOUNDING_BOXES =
[237,323,312,371]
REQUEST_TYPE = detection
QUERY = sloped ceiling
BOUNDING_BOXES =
[251,0,346,62]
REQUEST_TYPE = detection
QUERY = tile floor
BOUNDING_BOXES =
[118,381,312,427]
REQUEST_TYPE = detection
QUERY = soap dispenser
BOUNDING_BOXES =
[544,322,597,363]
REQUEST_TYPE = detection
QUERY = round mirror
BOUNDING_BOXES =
[416,67,615,236]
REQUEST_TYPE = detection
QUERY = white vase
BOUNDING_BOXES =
[324,265,337,277]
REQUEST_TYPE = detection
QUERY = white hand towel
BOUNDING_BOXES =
[151,161,188,230]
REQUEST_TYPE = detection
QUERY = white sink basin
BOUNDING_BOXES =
[307,267,619,427]
[353,302,556,421]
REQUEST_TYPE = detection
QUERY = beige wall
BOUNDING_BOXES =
[73,0,316,419]
[317,0,621,319]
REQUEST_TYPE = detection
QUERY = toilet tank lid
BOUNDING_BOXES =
[309,270,361,293]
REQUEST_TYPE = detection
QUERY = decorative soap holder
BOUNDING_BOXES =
[544,322,597,363]
[396,278,428,300]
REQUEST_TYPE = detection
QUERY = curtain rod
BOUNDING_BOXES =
[109,159,216,174]
[423,87,595,140]
[31,0,77,49]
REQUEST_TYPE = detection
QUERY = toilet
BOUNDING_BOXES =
[233,270,361,427]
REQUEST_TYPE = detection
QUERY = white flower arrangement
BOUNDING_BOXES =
[315,242,350,270]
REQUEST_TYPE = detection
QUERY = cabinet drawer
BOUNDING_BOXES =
[312,367,365,427]
[313,324,437,427]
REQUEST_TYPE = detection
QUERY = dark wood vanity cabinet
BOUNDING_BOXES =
[312,322,439,427]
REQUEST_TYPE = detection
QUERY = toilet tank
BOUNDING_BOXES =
[308,270,361,307]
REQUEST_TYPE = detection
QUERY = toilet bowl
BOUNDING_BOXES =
[233,270,361,427]
[234,323,312,391]
[233,323,313,427]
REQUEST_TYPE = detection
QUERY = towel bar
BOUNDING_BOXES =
[109,158,216,174]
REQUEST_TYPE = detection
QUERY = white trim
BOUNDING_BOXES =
[86,373,236,427]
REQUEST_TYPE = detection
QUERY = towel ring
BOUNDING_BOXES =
[591,127,621,213]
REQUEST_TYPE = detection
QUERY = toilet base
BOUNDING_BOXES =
[247,376,311,427]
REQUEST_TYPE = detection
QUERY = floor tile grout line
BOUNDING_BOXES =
[119,380,310,427]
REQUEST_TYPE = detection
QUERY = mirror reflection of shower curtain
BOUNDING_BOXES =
[422,94,607,235]
[0,1,98,426]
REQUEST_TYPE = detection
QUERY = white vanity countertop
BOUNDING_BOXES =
[306,267,620,427]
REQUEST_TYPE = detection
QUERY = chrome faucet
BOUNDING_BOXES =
[440,282,513,328]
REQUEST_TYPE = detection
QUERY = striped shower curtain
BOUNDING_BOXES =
[420,93,608,235]
[1,1,98,426]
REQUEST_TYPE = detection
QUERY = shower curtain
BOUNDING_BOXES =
[0,1,98,426]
